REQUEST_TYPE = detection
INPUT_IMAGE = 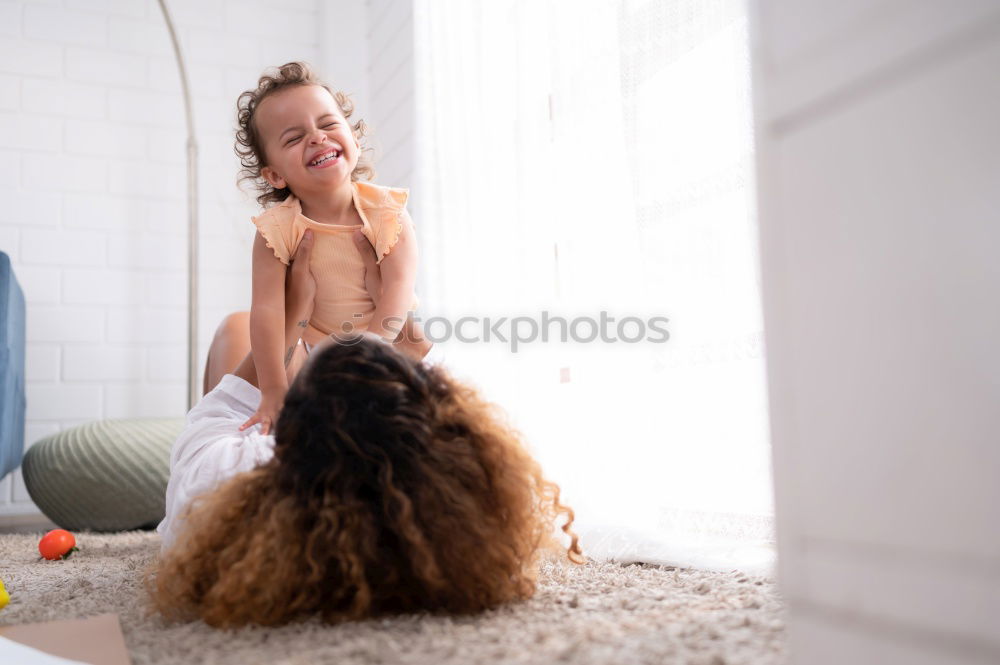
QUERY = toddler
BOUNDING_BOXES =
[234,61,429,434]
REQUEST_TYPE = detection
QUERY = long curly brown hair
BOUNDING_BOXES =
[144,337,585,628]
[234,61,377,207]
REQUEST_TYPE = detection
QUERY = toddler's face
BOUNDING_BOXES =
[256,84,360,198]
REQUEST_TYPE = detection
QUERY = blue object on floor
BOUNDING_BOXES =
[0,251,26,482]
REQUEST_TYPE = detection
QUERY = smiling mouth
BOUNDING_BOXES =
[308,150,341,167]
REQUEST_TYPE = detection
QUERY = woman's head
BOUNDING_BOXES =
[235,61,376,207]
[146,337,584,628]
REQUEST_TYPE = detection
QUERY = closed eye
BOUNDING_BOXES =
[285,123,337,146]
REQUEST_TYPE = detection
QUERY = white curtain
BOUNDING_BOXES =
[413,0,774,575]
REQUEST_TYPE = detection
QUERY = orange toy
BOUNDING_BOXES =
[38,529,79,561]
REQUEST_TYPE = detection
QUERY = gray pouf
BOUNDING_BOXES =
[21,417,185,532]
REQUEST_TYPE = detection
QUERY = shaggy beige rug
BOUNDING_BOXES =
[0,531,787,665]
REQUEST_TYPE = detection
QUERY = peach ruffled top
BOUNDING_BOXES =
[250,180,418,346]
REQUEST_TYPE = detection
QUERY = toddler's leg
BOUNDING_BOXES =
[203,311,251,395]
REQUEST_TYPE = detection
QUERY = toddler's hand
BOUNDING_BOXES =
[239,386,287,436]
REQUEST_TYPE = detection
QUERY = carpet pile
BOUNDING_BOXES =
[0,531,787,664]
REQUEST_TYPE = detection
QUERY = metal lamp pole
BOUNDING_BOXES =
[155,0,200,411]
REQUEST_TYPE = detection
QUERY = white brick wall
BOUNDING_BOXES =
[0,0,328,517]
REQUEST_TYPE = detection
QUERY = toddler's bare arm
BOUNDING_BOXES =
[232,230,316,389]
[241,232,302,432]
[367,209,418,341]
[249,232,290,394]
[351,228,431,361]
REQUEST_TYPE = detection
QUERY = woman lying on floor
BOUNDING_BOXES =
[144,232,584,628]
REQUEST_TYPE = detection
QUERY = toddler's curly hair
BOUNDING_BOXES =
[144,336,585,628]
[234,61,376,207]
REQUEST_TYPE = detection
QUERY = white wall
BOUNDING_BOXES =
[750,0,1000,663]
[323,0,425,310]
[0,0,323,518]
[364,0,415,190]
[320,1,370,141]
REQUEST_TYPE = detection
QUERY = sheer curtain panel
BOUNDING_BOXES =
[412,0,774,574]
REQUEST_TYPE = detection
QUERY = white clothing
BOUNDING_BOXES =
[156,373,275,553]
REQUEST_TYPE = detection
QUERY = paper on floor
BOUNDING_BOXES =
[0,636,94,665]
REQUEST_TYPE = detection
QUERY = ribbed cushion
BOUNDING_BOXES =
[22,417,185,532]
